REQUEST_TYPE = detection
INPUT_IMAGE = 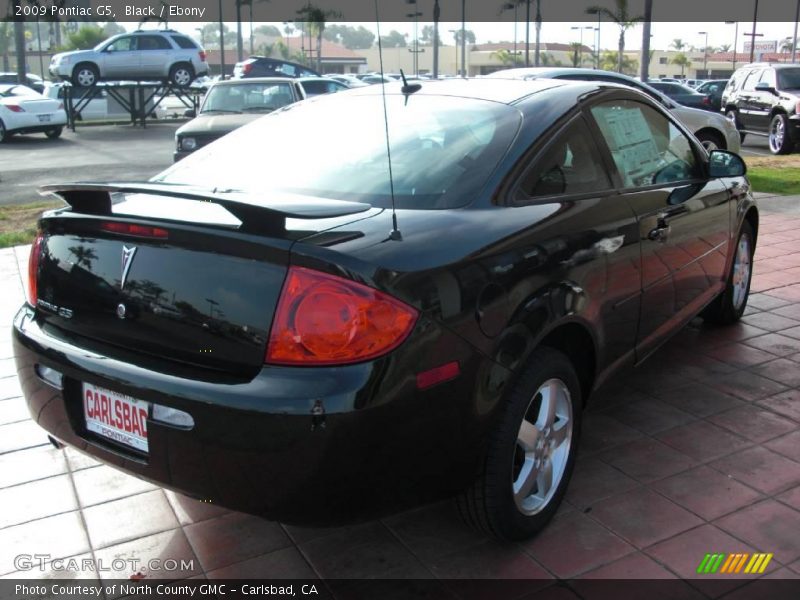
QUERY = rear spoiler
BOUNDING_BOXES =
[39,182,372,234]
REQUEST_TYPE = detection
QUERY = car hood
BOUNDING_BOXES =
[53,49,94,61]
[175,113,263,137]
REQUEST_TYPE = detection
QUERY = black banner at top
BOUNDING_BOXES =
[1,0,799,23]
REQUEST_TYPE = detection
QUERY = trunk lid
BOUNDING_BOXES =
[33,184,375,377]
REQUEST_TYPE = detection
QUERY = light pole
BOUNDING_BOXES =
[748,0,759,63]
[725,21,739,71]
[595,15,601,69]
[534,0,542,67]
[571,25,593,67]
[792,0,799,63]
[502,2,519,66]
[698,31,708,77]
[460,0,466,77]
[218,0,225,79]
[406,10,423,75]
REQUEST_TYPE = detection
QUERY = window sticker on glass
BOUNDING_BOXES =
[591,105,662,187]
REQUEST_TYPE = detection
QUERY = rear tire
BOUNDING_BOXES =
[768,113,793,155]
[456,347,581,541]
[702,221,754,325]
[72,63,99,87]
[169,63,195,87]
[45,127,62,139]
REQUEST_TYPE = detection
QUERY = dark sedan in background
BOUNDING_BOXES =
[647,80,715,111]
[15,78,756,540]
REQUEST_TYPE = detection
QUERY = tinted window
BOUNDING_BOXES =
[759,69,777,88]
[171,35,198,49]
[138,35,171,50]
[742,69,762,91]
[520,118,612,198]
[157,95,522,210]
[777,67,800,89]
[590,100,701,188]
[106,36,135,52]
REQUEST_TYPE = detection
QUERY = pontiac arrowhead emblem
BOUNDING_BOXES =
[120,245,138,290]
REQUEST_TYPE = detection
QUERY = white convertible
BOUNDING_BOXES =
[0,84,67,142]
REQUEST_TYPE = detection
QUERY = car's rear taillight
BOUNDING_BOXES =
[27,231,44,306]
[6,104,24,113]
[266,266,418,365]
[242,62,252,75]
[100,222,169,239]
[702,96,711,105]
[796,100,800,115]
[199,50,207,62]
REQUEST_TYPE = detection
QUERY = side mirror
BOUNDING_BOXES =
[105,45,116,53]
[183,108,196,118]
[754,81,777,95]
[708,150,747,178]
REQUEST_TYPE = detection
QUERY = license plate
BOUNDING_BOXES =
[83,383,150,453]
[38,114,51,122]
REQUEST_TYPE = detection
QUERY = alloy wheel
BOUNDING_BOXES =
[769,117,785,153]
[732,233,752,311]
[512,378,573,516]
[173,68,192,87]
[76,68,96,87]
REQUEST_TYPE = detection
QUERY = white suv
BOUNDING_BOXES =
[50,29,208,88]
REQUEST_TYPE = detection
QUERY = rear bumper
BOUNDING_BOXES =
[7,113,66,135]
[13,305,499,524]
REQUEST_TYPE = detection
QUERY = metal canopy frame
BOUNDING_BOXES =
[62,81,205,131]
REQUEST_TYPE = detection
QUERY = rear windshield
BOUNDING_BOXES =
[155,94,521,210]
[201,82,295,113]
[778,68,800,90]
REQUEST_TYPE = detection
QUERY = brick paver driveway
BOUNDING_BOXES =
[1,197,799,597]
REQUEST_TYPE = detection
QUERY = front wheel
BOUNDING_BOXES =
[72,63,98,87]
[768,113,793,155]
[702,221,755,325]
[456,347,581,540]
[45,127,62,139]
[696,130,726,152]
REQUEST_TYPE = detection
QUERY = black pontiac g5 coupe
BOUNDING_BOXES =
[13,79,756,540]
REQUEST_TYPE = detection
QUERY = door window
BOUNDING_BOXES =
[590,100,701,189]
[518,118,613,198]
[106,37,135,52]
[759,69,777,88]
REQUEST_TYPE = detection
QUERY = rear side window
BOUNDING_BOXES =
[590,100,701,189]
[518,118,612,199]
[171,35,198,49]
[138,35,171,50]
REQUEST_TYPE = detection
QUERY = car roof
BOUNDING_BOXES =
[344,77,609,106]
[212,77,297,87]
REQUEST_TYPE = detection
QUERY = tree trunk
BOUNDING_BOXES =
[235,0,243,62]
[640,0,652,81]
[618,30,624,73]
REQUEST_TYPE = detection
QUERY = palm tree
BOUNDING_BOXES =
[569,42,584,67]
[599,50,637,74]
[671,52,692,76]
[539,52,562,67]
[670,38,688,52]
[296,3,341,73]
[586,0,644,73]
[718,43,732,53]
[491,48,516,66]
[780,37,796,55]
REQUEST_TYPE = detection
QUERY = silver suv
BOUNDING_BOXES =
[50,29,208,88]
